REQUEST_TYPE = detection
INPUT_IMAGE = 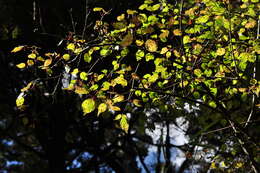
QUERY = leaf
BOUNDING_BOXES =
[11,46,24,53]
[83,53,92,63]
[16,63,26,69]
[97,103,107,116]
[120,114,129,133]
[114,114,122,120]
[67,43,75,51]
[209,101,217,108]
[114,75,127,87]
[145,53,154,61]
[145,39,158,52]
[136,40,144,46]
[151,4,161,11]
[196,15,209,24]
[117,14,125,21]
[194,69,202,77]
[80,72,88,81]
[75,87,88,94]
[173,29,182,36]
[93,7,104,12]
[101,81,111,91]
[133,99,142,107]
[183,35,191,44]
[62,54,70,61]
[245,19,256,29]
[28,53,37,59]
[16,96,25,107]
[136,50,145,61]
[113,95,124,103]
[216,48,225,56]
[44,59,52,67]
[110,106,121,111]
[120,32,133,47]
[82,98,96,115]
[21,82,33,92]
[100,48,110,56]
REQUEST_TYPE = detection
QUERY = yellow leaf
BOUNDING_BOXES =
[37,56,45,61]
[28,53,36,59]
[160,47,168,54]
[93,7,104,12]
[210,162,217,169]
[27,60,34,66]
[71,68,79,75]
[110,106,121,111]
[16,63,26,69]
[97,103,107,116]
[16,96,25,107]
[11,46,24,53]
[21,82,33,92]
[62,54,70,61]
[145,39,158,52]
[235,162,243,168]
[82,98,96,115]
[67,43,75,51]
[126,9,137,15]
[75,86,88,94]
[133,99,142,107]
[245,20,256,29]
[114,114,122,120]
[216,48,226,56]
[44,59,52,67]
[117,14,125,21]
[136,40,144,46]
[120,32,133,47]
[120,114,129,133]
[113,95,124,103]
[173,29,182,36]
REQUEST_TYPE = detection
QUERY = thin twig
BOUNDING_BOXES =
[245,18,259,127]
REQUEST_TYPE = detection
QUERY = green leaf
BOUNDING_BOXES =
[101,81,111,91]
[145,53,154,61]
[80,72,88,81]
[196,15,209,24]
[82,98,96,115]
[210,88,217,96]
[136,50,145,61]
[194,69,202,77]
[151,4,161,11]
[209,101,217,108]
[84,53,92,63]
[183,35,191,44]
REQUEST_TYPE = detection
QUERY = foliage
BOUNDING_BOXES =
[10,0,260,172]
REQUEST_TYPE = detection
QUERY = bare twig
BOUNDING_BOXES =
[245,18,259,127]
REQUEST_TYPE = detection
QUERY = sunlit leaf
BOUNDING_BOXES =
[11,46,24,53]
[28,53,36,59]
[16,63,26,69]
[216,48,225,56]
[82,98,96,115]
[145,39,158,52]
[62,54,70,61]
[113,95,124,103]
[44,59,52,67]
[97,103,107,116]
[120,32,133,47]
[80,72,88,81]
[16,96,25,107]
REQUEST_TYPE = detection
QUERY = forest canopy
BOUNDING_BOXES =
[0,0,259,172]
